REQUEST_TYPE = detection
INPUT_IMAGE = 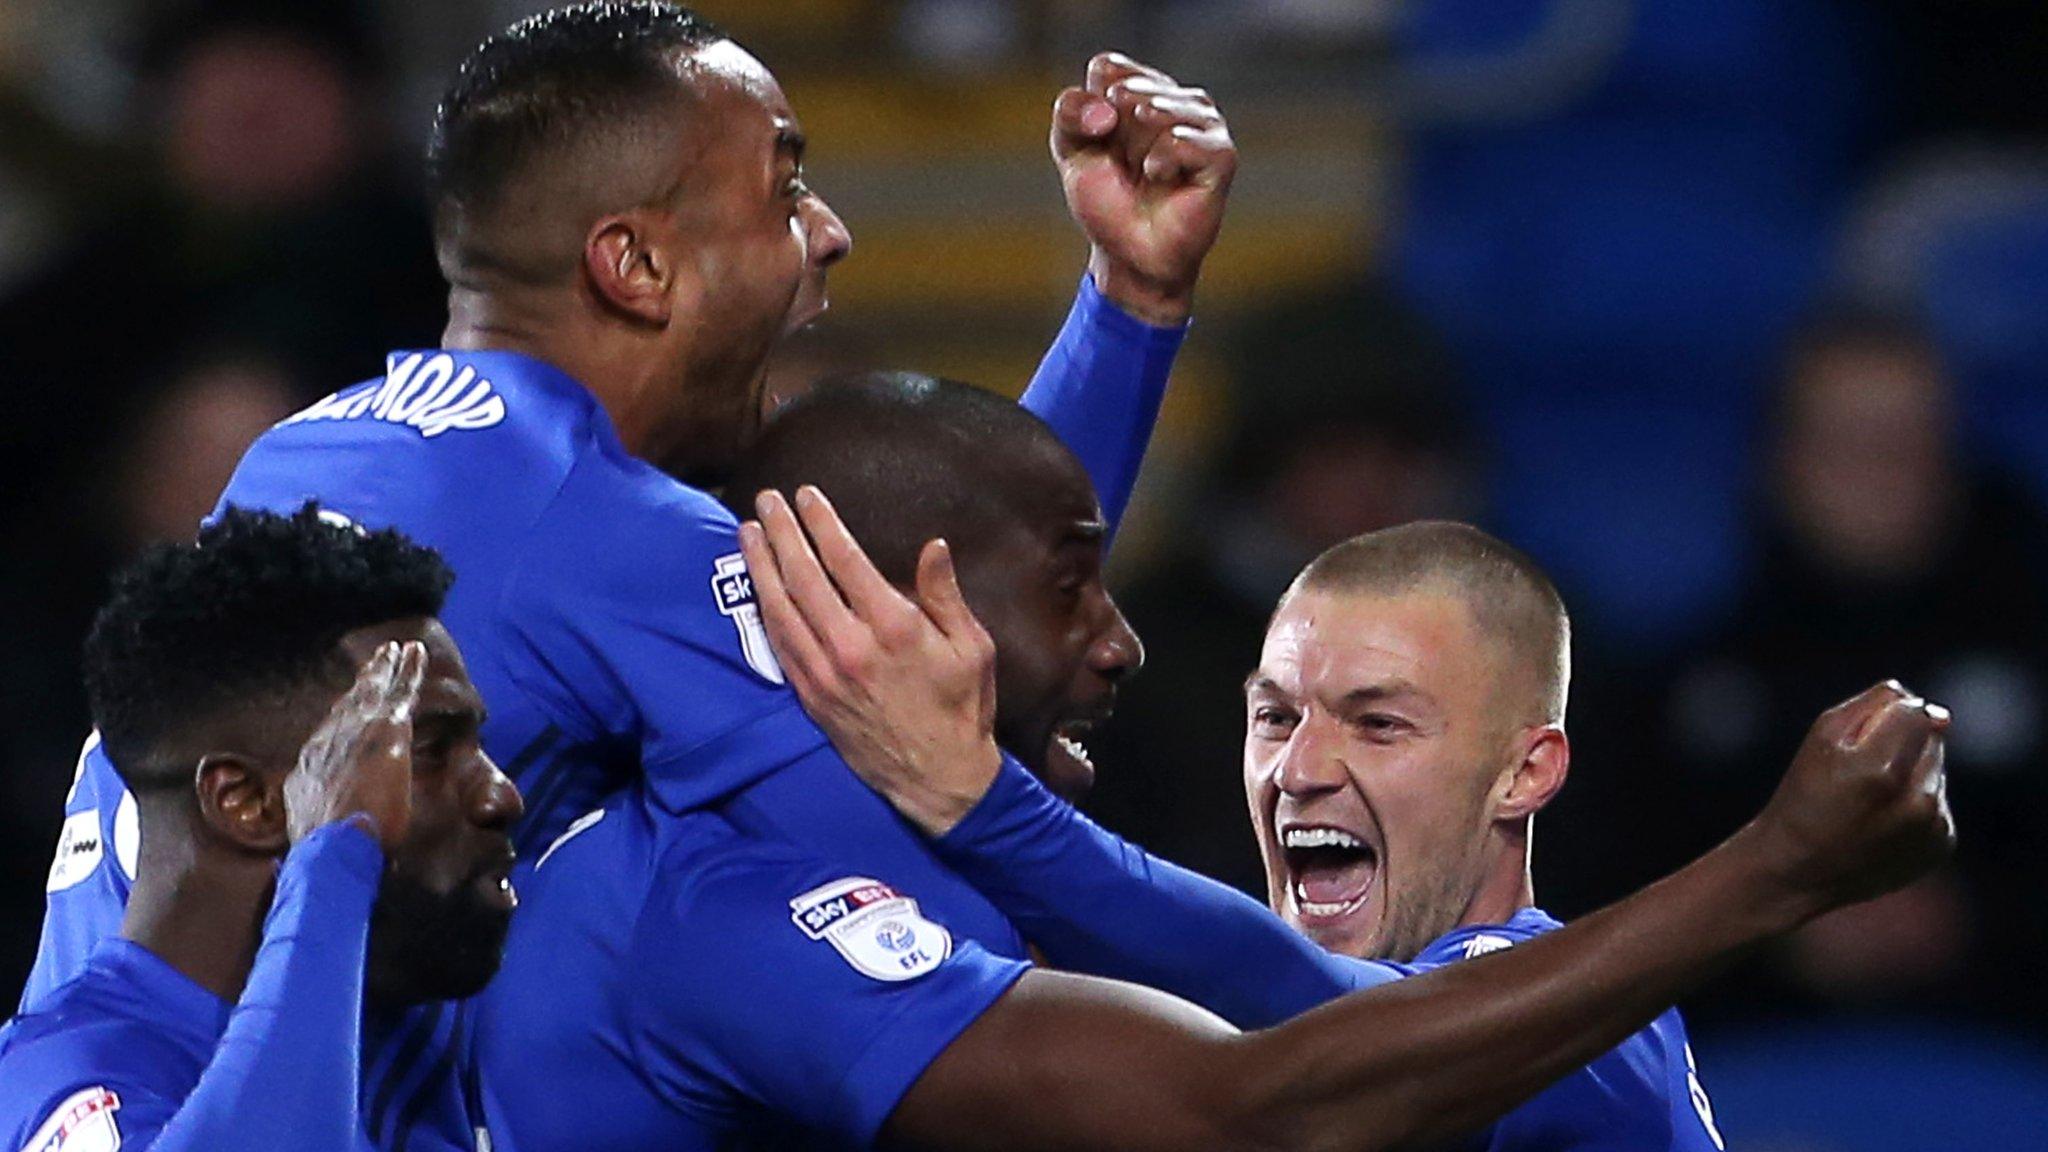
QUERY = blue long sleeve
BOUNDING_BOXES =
[1019,275,1188,537]
[144,822,382,1152]
[936,757,1404,1030]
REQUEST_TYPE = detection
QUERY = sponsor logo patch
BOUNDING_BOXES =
[23,1087,122,1152]
[46,810,103,893]
[790,877,950,982]
[711,553,784,685]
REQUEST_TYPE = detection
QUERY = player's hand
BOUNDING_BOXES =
[740,486,1001,837]
[284,640,423,851]
[1740,680,1956,920]
[1054,51,1236,327]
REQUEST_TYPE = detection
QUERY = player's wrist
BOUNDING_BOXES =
[1088,249,1196,328]
[1701,821,1833,936]
[907,738,1004,838]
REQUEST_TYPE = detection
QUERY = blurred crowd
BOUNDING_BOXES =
[3,1,2047,1145]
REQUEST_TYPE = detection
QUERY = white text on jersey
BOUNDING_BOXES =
[283,352,507,439]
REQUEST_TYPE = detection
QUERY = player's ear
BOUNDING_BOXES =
[1494,726,1568,823]
[196,752,289,854]
[585,210,676,326]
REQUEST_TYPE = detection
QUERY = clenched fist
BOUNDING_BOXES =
[1054,52,1237,326]
[1742,680,1956,920]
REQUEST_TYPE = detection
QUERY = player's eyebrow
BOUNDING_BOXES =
[774,124,806,163]
[1244,672,1285,697]
[414,697,486,729]
[1063,519,1108,544]
[1336,682,1433,711]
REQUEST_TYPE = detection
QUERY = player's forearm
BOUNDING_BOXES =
[150,824,381,1151]
[1020,274,1187,534]
[1230,829,1808,1152]
[941,759,1397,1027]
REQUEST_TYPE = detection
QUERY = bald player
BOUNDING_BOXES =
[30,4,1234,1146]
[733,419,1954,1147]
[722,370,1142,802]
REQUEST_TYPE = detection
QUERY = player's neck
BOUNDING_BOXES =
[121,838,273,1003]
[444,286,677,462]
[1458,835,1538,930]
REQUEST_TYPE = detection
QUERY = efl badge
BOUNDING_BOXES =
[790,877,951,982]
[46,810,104,893]
[711,553,785,685]
[23,1087,122,1152]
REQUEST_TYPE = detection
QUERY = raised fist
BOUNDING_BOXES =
[1745,680,1957,917]
[1053,52,1237,326]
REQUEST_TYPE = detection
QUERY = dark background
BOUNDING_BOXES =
[3,2,2046,1145]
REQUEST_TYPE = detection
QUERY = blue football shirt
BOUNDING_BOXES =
[473,790,1032,1149]
[0,825,390,1152]
[930,760,1727,1149]
[22,278,1184,1149]
[1407,911,1725,1151]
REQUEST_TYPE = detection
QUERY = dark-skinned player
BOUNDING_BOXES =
[25,6,1950,1151]
[28,6,1228,1146]
[0,506,522,1151]
[725,391,1734,1146]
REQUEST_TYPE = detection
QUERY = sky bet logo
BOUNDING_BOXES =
[711,554,784,684]
[790,877,950,982]
[713,562,754,614]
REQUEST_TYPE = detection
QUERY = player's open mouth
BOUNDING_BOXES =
[1281,824,1378,920]
[1049,720,1097,778]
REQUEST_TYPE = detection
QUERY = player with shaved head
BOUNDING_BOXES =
[725,370,1142,800]
[737,437,1953,1147]
[25,2,1953,1147]
[1248,523,1573,962]
[29,3,1232,1146]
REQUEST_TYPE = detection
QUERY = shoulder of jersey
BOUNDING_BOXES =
[0,1003,189,1119]
[267,351,615,474]
[248,351,625,516]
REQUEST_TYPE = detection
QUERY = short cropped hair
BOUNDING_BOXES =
[1286,521,1571,724]
[83,504,454,793]
[426,2,723,237]
[725,371,1082,585]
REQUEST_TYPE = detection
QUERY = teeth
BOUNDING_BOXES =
[1053,733,1091,764]
[1282,826,1364,851]
[1291,880,1364,917]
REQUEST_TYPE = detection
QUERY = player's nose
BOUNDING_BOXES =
[1271,720,1346,796]
[807,195,852,269]
[1091,600,1144,680]
[470,752,525,831]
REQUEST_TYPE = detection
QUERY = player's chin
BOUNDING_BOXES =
[368,879,518,1002]
[780,283,829,337]
[419,894,516,1001]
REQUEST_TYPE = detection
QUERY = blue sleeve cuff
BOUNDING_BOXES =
[280,821,385,895]
[1077,271,1194,342]
[936,754,1061,861]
